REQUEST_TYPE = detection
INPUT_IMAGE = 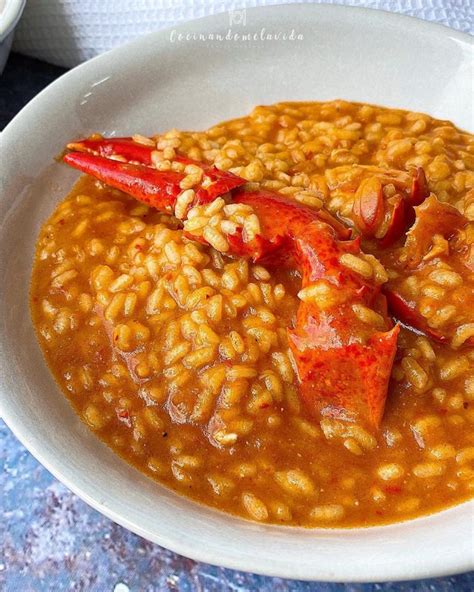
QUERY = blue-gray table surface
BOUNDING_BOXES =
[1,53,473,592]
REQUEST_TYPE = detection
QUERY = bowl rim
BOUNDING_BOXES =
[1,3,473,583]
[0,0,25,42]
[1,3,472,130]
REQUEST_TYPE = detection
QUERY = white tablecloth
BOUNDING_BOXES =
[13,0,473,68]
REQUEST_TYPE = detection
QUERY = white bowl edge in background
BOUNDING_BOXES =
[1,4,473,582]
[0,0,26,72]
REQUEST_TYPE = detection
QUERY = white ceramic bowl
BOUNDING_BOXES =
[0,0,25,73]
[1,4,473,582]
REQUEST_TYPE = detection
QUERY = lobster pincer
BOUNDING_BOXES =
[63,135,403,429]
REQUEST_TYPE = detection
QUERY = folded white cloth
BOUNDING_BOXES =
[13,0,473,68]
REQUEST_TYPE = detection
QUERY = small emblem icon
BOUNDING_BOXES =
[229,9,247,26]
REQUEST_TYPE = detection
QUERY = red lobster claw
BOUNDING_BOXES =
[63,136,399,428]
[228,190,399,427]
[385,195,474,347]
[64,137,246,206]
